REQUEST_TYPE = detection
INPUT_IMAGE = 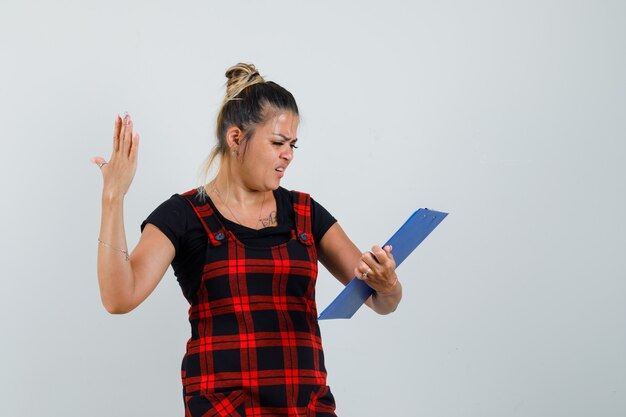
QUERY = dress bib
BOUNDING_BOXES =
[180,189,336,417]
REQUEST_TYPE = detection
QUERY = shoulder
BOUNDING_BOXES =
[280,187,337,241]
[141,192,202,242]
[142,194,187,231]
[281,187,313,206]
[148,193,194,220]
[141,193,204,254]
[277,186,305,201]
[279,187,332,214]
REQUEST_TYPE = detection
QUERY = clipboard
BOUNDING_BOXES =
[318,208,448,320]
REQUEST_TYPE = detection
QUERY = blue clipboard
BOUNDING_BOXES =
[318,208,448,320]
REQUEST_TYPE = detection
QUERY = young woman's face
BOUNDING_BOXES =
[238,111,299,191]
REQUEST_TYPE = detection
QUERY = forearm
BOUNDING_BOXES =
[97,194,136,313]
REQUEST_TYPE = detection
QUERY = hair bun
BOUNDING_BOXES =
[224,63,265,102]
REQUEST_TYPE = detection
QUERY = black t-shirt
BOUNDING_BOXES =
[141,187,337,299]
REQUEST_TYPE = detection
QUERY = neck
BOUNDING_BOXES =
[210,173,269,207]
[208,173,273,230]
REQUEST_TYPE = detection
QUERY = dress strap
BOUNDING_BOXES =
[180,188,229,247]
[291,190,314,246]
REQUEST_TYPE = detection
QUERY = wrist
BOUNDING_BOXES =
[376,276,399,296]
[101,189,125,205]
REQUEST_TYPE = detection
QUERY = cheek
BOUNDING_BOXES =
[242,151,273,175]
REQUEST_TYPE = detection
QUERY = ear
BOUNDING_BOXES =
[225,126,243,151]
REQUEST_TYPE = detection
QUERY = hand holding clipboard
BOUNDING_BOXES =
[318,208,448,320]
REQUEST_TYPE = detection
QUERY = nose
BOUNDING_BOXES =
[281,146,293,162]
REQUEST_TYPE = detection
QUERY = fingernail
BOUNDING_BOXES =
[90,157,96,163]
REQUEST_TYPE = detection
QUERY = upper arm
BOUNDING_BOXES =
[127,223,176,309]
[317,222,361,286]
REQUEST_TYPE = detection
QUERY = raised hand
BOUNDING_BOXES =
[92,113,140,199]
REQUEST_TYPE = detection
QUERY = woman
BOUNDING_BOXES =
[93,63,402,416]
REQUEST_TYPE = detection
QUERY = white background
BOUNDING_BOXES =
[1,1,625,416]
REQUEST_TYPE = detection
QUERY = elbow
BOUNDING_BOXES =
[101,296,136,315]
[103,303,132,315]
[98,281,138,314]
[104,304,133,315]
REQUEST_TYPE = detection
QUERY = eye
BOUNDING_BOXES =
[290,144,299,149]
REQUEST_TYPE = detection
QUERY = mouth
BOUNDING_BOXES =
[275,166,286,178]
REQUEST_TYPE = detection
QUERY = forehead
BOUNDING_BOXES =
[261,111,299,136]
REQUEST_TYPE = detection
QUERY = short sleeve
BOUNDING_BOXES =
[140,194,208,298]
[310,197,337,243]
[140,194,190,255]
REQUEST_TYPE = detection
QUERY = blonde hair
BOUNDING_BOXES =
[198,63,299,193]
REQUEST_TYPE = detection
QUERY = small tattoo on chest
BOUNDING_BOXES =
[259,211,278,227]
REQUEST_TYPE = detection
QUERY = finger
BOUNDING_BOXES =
[361,256,379,276]
[357,251,380,272]
[354,267,370,280]
[112,115,122,152]
[129,132,140,162]
[377,245,395,267]
[118,113,129,153]
[123,115,133,156]
[354,267,362,280]
[384,245,396,267]
[90,156,107,170]
[362,248,387,273]
[369,245,387,262]
[357,256,375,276]
[371,245,395,268]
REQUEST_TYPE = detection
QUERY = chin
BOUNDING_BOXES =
[268,179,282,190]
[256,182,279,192]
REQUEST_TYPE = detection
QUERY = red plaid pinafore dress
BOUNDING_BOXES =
[180,189,337,417]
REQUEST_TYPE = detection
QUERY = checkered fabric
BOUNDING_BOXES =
[180,189,337,417]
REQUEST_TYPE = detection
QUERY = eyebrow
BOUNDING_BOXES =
[272,133,298,142]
